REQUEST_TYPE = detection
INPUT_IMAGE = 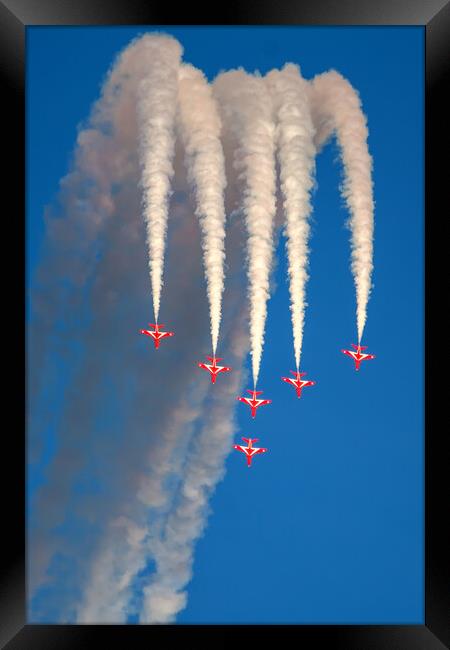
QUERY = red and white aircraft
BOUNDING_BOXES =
[139,323,174,349]
[237,389,272,419]
[233,437,267,467]
[341,343,375,371]
[281,370,315,399]
[198,356,231,384]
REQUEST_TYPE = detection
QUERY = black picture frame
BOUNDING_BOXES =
[3,0,448,647]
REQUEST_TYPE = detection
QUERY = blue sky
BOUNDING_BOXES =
[27,26,424,623]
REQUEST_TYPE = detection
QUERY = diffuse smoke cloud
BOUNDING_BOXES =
[77,182,249,625]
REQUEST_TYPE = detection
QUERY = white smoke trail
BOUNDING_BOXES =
[213,70,276,386]
[310,70,374,342]
[177,64,227,355]
[76,516,148,623]
[141,326,249,623]
[76,388,209,623]
[136,35,182,322]
[265,64,316,370]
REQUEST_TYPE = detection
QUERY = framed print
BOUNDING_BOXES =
[2,0,449,647]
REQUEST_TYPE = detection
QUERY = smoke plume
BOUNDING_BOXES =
[177,64,227,355]
[265,64,316,370]
[310,70,374,342]
[213,70,277,386]
[136,34,182,322]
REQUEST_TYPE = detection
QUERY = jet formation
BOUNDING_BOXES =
[140,321,375,468]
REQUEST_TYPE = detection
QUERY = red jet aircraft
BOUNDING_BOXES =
[281,370,315,398]
[233,437,267,467]
[237,389,272,418]
[341,343,375,371]
[139,323,174,349]
[198,356,231,384]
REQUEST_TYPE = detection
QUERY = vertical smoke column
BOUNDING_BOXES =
[177,64,227,355]
[136,35,183,322]
[265,64,316,370]
[310,71,374,343]
[141,325,249,623]
[213,70,276,386]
